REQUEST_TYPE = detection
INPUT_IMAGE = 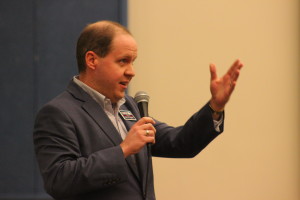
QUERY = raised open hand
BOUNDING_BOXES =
[209,59,244,111]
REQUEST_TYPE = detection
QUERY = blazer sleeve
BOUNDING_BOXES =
[152,102,224,158]
[33,103,128,199]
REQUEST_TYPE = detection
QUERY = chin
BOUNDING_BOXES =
[112,94,125,103]
[119,92,125,98]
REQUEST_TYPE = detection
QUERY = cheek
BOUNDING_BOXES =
[101,72,121,87]
[95,63,124,84]
[108,69,124,81]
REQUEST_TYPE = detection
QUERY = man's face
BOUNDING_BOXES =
[92,33,137,103]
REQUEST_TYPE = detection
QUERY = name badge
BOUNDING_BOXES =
[119,110,137,121]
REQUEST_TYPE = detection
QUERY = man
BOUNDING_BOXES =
[33,20,243,200]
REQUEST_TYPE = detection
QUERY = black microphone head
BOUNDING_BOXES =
[134,91,149,104]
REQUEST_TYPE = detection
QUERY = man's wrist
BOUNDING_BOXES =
[209,102,224,114]
[208,103,224,120]
[120,143,130,158]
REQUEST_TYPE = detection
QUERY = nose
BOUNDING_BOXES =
[125,64,135,78]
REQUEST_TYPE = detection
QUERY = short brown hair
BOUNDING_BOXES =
[76,21,131,73]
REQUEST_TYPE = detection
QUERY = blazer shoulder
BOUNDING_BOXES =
[37,80,90,111]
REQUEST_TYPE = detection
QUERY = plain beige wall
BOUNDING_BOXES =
[128,0,299,200]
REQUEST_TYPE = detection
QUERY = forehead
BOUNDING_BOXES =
[110,33,138,54]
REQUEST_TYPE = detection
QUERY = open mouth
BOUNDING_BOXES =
[119,82,128,87]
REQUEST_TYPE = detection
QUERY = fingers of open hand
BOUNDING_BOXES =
[228,59,243,81]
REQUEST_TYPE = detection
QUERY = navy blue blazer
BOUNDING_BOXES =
[33,80,223,200]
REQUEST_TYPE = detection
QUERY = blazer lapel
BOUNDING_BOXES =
[67,80,123,146]
[82,101,123,145]
[83,101,142,181]
[135,145,148,194]
[67,81,142,181]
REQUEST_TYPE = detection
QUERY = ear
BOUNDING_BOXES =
[85,51,99,70]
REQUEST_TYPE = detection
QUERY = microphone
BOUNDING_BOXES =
[134,91,150,117]
[134,91,151,199]
[134,91,151,150]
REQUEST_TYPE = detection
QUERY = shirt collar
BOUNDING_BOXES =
[72,76,126,110]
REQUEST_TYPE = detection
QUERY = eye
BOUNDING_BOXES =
[119,58,128,65]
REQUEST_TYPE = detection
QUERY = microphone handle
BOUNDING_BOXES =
[137,102,151,149]
[137,102,149,117]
